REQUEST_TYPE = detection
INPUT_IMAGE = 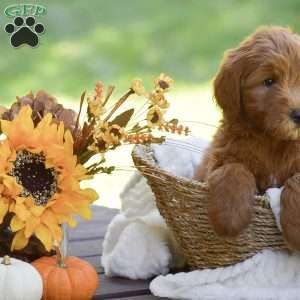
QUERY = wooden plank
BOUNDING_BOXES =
[69,238,103,257]
[120,296,169,300]
[77,255,103,269]
[95,274,152,298]
[68,222,107,241]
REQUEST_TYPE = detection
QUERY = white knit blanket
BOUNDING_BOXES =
[102,138,300,300]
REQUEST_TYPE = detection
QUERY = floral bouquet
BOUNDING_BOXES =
[0,74,189,262]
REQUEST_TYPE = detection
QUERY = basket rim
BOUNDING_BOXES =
[132,144,270,207]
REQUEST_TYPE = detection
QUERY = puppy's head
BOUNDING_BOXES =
[215,26,300,140]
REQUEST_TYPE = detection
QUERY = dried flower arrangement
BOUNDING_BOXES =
[0,74,189,260]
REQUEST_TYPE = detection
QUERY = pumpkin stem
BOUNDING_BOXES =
[2,255,11,265]
[54,242,66,268]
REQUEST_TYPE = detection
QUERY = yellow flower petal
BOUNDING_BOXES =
[64,130,74,154]
[14,203,31,221]
[75,204,92,220]
[9,203,15,212]
[35,224,53,251]
[0,120,11,137]
[74,164,92,180]
[67,216,77,228]
[24,215,40,238]
[54,213,76,228]
[54,213,68,224]
[81,188,99,203]
[0,199,8,223]
[49,223,63,242]
[25,197,35,208]
[51,200,74,215]
[10,215,25,232]
[3,176,22,197]
[18,105,33,121]
[11,230,29,251]
[30,205,45,217]
[16,197,25,204]
[42,210,58,228]
[3,106,35,149]
[57,122,65,143]
[45,160,55,169]
[36,112,52,131]
[0,140,13,171]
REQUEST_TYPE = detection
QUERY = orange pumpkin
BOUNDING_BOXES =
[32,246,99,300]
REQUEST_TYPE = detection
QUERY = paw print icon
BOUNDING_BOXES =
[5,16,45,48]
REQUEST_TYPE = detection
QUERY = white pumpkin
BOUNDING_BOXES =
[0,256,43,300]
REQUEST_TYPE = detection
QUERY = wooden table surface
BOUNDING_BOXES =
[67,205,169,300]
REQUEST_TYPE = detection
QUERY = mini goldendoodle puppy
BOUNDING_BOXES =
[194,26,300,251]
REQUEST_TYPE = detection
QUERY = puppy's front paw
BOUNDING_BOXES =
[281,174,300,251]
[208,163,256,238]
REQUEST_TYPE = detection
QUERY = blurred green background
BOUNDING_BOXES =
[0,0,299,105]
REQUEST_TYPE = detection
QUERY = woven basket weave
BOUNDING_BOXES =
[132,144,288,269]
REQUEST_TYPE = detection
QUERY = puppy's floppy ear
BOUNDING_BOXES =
[214,49,243,121]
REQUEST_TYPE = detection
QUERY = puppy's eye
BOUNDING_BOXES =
[263,78,275,87]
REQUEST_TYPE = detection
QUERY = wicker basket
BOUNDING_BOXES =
[132,144,288,269]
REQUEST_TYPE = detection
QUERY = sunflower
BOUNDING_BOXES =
[0,106,98,251]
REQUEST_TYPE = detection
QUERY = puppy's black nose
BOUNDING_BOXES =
[290,109,300,124]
